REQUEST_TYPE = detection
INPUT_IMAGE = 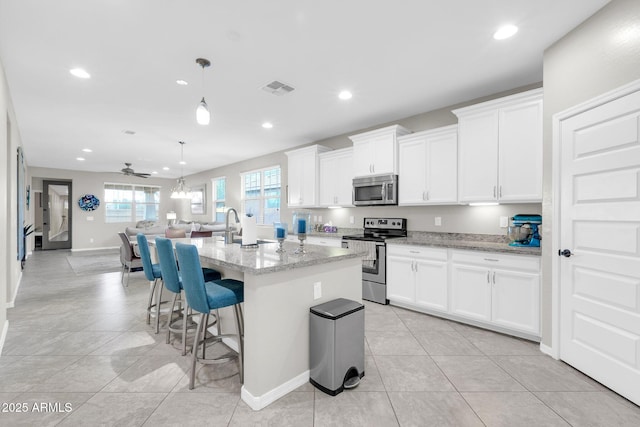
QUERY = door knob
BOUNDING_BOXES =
[558,249,572,257]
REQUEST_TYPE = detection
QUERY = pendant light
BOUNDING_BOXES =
[170,141,193,199]
[195,58,211,125]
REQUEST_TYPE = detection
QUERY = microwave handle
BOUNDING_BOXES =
[381,185,386,200]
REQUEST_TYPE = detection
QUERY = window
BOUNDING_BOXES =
[240,166,281,225]
[104,183,160,223]
[212,177,226,223]
[190,184,206,215]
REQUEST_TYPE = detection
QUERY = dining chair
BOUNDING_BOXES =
[175,242,245,388]
[136,233,165,333]
[155,237,222,355]
[165,228,187,238]
[189,230,213,238]
[118,232,142,286]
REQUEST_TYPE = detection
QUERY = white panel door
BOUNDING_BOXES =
[387,256,415,305]
[450,264,492,321]
[457,110,499,203]
[558,87,640,406]
[415,259,448,312]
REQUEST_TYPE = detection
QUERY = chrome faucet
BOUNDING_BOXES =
[225,208,240,243]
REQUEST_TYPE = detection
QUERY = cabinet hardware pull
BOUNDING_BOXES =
[499,186,503,198]
[484,258,499,262]
[422,191,426,201]
[426,191,429,200]
[487,271,490,283]
[409,250,420,254]
[493,186,497,198]
[492,272,496,284]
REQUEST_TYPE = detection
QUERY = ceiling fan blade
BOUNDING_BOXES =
[133,173,151,178]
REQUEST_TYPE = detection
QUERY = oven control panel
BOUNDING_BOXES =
[363,217,406,230]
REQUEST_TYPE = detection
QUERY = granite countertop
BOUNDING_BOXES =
[172,237,362,275]
[389,232,541,256]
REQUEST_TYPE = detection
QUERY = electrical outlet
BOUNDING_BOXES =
[434,217,442,226]
[313,282,322,300]
[500,216,509,228]
[313,215,318,222]
[90,238,94,243]
[349,216,355,224]
[318,215,322,223]
[86,216,94,221]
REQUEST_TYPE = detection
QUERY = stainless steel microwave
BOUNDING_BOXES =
[352,174,398,206]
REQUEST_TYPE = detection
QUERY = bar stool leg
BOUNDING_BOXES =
[234,304,244,383]
[190,313,206,390]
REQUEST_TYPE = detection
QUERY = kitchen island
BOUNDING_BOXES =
[174,237,363,410]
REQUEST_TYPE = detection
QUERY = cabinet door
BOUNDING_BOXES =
[491,268,540,334]
[387,256,415,305]
[287,155,304,207]
[318,155,337,206]
[398,138,427,205]
[426,131,457,203]
[371,133,395,175]
[458,110,499,203]
[352,140,373,177]
[335,151,354,206]
[450,263,491,321]
[414,259,448,312]
[299,150,318,207]
[498,99,543,202]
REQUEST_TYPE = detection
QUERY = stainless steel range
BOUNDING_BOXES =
[342,217,407,304]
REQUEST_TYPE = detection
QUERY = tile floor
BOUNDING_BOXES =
[2,249,640,426]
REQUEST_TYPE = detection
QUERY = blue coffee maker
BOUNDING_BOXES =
[508,215,541,247]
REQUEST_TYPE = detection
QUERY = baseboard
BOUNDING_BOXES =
[6,272,21,309]
[241,370,310,411]
[0,320,9,355]
[70,246,119,252]
[539,343,558,359]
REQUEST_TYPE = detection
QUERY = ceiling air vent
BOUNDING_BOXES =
[261,80,295,96]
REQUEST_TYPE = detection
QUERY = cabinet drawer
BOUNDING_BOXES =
[451,250,539,271]
[387,244,447,261]
[307,236,343,248]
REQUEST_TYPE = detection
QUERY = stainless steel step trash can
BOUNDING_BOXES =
[309,298,365,395]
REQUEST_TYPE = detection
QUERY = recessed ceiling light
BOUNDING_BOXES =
[262,122,273,129]
[338,90,353,100]
[152,171,158,175]
[179,161,186,165]
[176,79,188,86]
[493,24,518,40]
[163,167,170,171]
[76,157,85,161]
[82,148,92,153]
[69,68,90,79]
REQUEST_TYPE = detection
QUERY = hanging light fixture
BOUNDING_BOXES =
[195,58,211,125]
[170,141,193,199]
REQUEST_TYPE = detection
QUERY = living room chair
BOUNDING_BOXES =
[165,228,187,238]
[175,242,245,388]
[118,232,142,286]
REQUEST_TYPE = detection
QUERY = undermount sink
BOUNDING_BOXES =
[230,238,274,245]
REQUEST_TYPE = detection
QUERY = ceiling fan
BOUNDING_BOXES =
[120,163,151,178]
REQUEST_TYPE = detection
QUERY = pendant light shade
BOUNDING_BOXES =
[196,97,210,125]
[195,58,211,125]
[170,141,193,199]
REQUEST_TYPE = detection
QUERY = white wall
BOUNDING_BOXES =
[29,167,178,251]
[541,0,640,346]
[1,55,24,348]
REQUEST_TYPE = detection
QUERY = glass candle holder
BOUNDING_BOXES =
[294,232,307,255]
[273,223,287,253]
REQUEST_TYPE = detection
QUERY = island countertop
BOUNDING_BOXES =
[171,237,362,275]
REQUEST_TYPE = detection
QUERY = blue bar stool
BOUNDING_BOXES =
[136,233,165,334]
[155,237,222,355]
[175,242,245,388]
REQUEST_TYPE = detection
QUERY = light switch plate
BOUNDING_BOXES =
[434,217,442,226]
[313,282,322,300]
[500,216,509,228]
[349,216,355,224]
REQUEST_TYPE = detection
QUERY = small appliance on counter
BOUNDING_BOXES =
[508,214,542,247]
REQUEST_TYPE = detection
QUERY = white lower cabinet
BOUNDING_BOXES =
[387,245,448,313]
[450,250,540,336]
[387,245,541,339]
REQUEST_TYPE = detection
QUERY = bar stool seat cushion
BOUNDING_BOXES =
[214,279,244,302]
[204,282,239,310]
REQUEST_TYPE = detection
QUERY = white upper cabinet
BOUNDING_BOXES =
[285,145,332,208]
[398,125,458,205]
[349,125,411,177]
[453,88,543,203]
[319,147,354,207]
